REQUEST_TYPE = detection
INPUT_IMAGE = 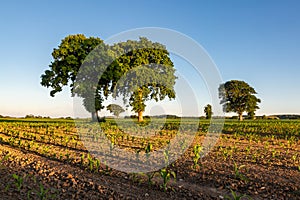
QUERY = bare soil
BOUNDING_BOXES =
[0,132,299,200]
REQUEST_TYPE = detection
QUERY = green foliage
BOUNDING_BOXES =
[163,148,170,167]
[106,104,125,117]
[28,177,57,200]
[192,144,202,169]
[87,153,94,172]
[225,189,251,200]
[1,118,300,198]
[80,153,85,165]
[41,34,103,97]
[0,152,10,169]
[233,162,248,182]
[12,173,24,192]
[144,142,153,154]
[82,89,104,120]
[159,168,176,192]
[247,110,255,120]
[144,142,153,161]
[111,37,177,122]
[219,80,261,121]
[35,183,50,200]
[103,161,112,175]
[146,172,156,186]
[41,35,176,122]
[204,104,213,119]
[40,34,107,121]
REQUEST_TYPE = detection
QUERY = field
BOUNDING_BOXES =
[0,118,299,199]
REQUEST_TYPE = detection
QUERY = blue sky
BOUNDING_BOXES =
[0,0,300,117]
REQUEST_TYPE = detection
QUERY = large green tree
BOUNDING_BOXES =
[204,104,213,119]
[218,80,261,121]
[110,37,177,122]
[40,34,110,121]
[41,35,176,122]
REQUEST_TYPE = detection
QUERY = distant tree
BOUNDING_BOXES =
[106,104,125,118]
[204,104,213,119]
[219,80,261,121]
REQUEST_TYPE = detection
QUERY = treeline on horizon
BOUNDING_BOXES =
[1,114,300,120]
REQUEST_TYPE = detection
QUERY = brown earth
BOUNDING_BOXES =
[0,133,299,200]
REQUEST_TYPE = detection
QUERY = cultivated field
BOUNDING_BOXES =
[0,118,299,199]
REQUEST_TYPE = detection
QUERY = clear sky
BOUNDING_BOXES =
[0,0,300,117]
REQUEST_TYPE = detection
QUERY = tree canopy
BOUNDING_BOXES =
[40,34,104,97]
[108,37,176,122]
[40,34,110,121]
[204,104,213,119]
[106,104,125,118]
[41,35,176,122]
[218,80,261,121]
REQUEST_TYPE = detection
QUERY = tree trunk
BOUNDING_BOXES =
[138,111,143,122]
[238,113,243,121]
[137,89,144,122]
[91,111,98,122]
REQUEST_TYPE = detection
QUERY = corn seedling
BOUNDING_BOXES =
[94,158,100,172]
[28,181,57,200]
[10,173,24,192]
[80,153,85,165]
[145,142,153,162]
[145,142,152,154]
[0,153,10,169]
[129,172,141,183]
[146,172,156,186]
[65,153,71,162]
[179,138,187,152]
[160,168,176,192]
[233,162,248,182]
[292,154,297,163]
[192,144,202,169]
[164,149,170,167]
[36,183,50,200]
[103,161,112,175]
[245,146,251,158]
[87,153,94,172]
[222,148,229,161]
[224,189,251,200]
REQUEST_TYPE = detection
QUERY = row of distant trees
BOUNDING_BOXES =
[21,104,125,119]
[106,80,261,121]
[25,114,50,119]
[41,34,261,122]
[24,115,73,120]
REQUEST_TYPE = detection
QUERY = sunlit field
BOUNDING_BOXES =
[0,118,299,199]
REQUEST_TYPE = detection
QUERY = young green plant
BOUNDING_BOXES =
[160,168,176,192]
[192,144,202,170]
